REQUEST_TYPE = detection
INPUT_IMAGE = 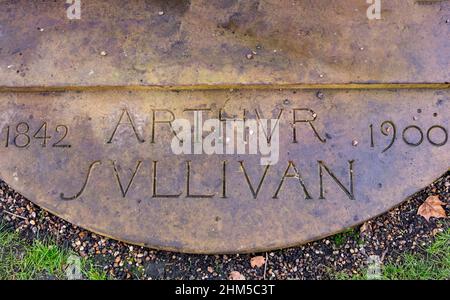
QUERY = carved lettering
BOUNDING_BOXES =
[239,161,270,199]
[292,108,326,144]
[60,160,101,200]
[222,160,227,198]
[152,161,182,198]
[107,109,144,144]
[273,161,312,199]
[186,161,215,198]
[2,121,71,149]
[318,160,355,200]
[112,160,142,198]
[402,125,424,146]
[255,108,283,144]
[427,125,448,146]
[372,121,447,151]
[151,109,177,143]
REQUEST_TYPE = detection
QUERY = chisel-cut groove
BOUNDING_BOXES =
[0,83,449,93]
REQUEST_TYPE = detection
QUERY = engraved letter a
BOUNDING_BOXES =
[107,109,145,144]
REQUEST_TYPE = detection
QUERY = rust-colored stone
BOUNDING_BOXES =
[0,89,448,253]
[0,0,449,88]
[0,0,449,253]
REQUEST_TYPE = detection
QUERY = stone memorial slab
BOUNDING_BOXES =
[0,0,448,253]
[0,0,449,87]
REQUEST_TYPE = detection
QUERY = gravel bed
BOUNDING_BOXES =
[0,172,448,280]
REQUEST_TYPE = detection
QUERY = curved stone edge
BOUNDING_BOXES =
[1,170,448,254]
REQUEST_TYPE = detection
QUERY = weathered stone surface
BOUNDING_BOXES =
[0,0,449,253]
[0,0,449,88]
[0,89,448,253]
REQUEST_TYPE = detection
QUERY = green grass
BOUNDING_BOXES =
[0,227,107,280]
[382,229,449,280]
[331,228,361,246]
[81,261,108,280]
[2,224,447,280]
[334,228,450,280]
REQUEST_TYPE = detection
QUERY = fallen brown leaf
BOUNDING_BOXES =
[418,195,447,221]
[250,256,266,268]
[229,271,246,280]
[360,222,371,234]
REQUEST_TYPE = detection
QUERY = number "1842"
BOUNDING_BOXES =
[2,122,71,148]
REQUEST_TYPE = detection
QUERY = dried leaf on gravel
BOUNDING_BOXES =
[360,222,371,234]
[250,256,266,268]
[229,271,246,280]
[417,195,447,221]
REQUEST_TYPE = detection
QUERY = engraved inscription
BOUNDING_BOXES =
[112,160,143,198]
[0,88,447,254]
[318,160,355,200]
[107,109,144,144]
[370,120,448,152]
[239,161,270,199]
[59,159,358,201]
[273,161,312,199]
[292,109,326,144]
[427,125,448,146]
[5,103,444,203]
[2,122,71,148]
[60,161,101,200]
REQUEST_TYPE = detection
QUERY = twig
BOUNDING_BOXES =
[380,247,389,262]
[3,210,27,220]
[263,252,268,280]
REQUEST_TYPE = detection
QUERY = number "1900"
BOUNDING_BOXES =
[370,121,448,153]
